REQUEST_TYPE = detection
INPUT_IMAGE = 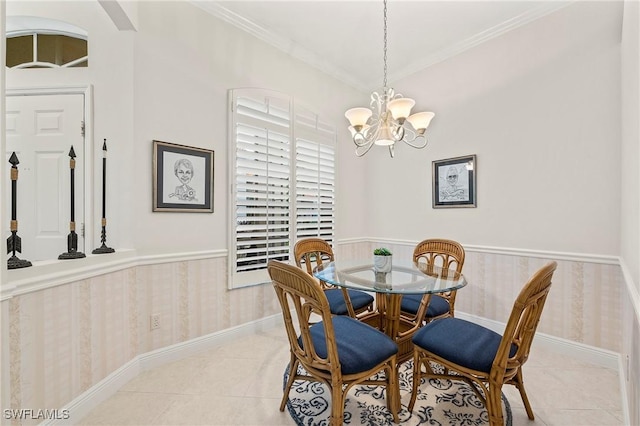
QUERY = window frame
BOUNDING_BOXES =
[6,16,88,69]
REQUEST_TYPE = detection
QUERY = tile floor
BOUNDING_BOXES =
[80,324,624,426]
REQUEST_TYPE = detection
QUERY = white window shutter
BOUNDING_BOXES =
[229,89,335,288]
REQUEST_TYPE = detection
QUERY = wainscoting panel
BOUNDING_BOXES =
[336,240,623,352]
[1,243,631,422]
[1,255,282,424]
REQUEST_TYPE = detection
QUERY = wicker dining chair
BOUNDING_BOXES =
[408,261,558,426]
[294,238,374,318]
[268,260,400,426]
[400,238,465,324]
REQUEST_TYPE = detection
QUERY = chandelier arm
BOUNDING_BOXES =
[356,140,376,157]
[352,133,369,147]
[392,125,405,141]
[353,120,382,147]
[403,135,429,149]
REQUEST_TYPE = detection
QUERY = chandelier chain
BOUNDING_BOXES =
[344,0,434,158]
[383,0,387,90]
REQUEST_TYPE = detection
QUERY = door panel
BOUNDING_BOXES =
[5,93,84,261]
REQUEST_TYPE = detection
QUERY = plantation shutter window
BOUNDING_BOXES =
[294,107,336,244]
[229,89,336,289]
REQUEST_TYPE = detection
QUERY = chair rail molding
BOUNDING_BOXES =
[336,237,620,265]
[1,248,228,300]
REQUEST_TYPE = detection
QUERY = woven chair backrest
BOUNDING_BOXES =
[267,260,339,375]
[495,261,557,381]
[294,238,335,289]
[412,238,465,273]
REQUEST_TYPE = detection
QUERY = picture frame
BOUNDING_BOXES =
[152,140,214,212]
[432,154,476,208]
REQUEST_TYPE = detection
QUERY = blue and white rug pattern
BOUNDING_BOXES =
[284,360,512,425]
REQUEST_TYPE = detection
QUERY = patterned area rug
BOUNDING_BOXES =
[283,360,512,425]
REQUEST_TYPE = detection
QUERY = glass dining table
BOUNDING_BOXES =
[314,259,467,364]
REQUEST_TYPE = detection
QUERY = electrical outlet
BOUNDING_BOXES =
[150,314,160,330]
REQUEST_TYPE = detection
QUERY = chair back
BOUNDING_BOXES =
[294,238,335,289]
[412,239,465,320]
[268,260,339,375]
[495,261,557,380]
[413,238,465,273]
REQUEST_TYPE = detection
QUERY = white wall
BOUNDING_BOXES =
[620,1,639,423]
[3,0,367,260]
[621,0,640,289]
[130,1,367,254]
[5,0,136,253]
[363,1,623,256]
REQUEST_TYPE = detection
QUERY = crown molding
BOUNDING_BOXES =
[389,1,574,84]
[190,1,574,93]
[190,1,369,92]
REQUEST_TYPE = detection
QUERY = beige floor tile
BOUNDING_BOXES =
[80,391,176,425]
[79,324,625,426]
[153,394,295,425]
[121,356,211,394]
[537,408,624,426]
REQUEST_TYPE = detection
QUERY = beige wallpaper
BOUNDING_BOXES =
[337,241,623,352]
[1,257,282,425]
[0,245,631,423]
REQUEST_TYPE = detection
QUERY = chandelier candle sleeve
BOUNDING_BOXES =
[344,0,435,158]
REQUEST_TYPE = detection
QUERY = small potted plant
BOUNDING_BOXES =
[373,247,393,273]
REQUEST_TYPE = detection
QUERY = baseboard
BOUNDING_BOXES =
[43,313,283,425]
[456,311,620,370]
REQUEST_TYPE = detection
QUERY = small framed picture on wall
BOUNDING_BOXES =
[152,140,214,212]
[432,154,476,208]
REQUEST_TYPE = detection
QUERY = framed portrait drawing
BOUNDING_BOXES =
[153,140,214,212]
[432,154,476,208]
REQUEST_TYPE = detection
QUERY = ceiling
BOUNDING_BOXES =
[192,0,573,93]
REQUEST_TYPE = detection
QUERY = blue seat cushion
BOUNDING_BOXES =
[302,316,398,375]
[325,288,374,316]
[400,294,450,318]
[412,317,516,373]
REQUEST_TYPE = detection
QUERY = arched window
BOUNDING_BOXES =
[6,16,88,68]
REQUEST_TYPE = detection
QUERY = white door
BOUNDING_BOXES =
[5,93,85,261]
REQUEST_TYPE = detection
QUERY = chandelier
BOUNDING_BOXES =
[345,0,435,158]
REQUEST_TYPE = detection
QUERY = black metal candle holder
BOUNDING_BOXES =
[59,146,86,260]
[93,139,115,254]
[7,152,32,269]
